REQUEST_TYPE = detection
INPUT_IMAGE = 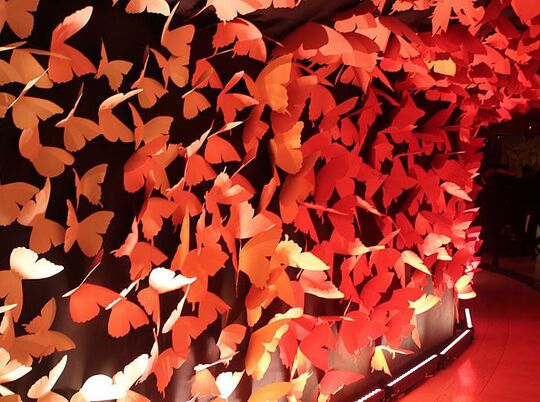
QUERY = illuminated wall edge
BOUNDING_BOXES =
[353,308,475,402]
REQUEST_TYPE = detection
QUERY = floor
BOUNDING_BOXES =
[482,254,540,290]
[400,270,540,402]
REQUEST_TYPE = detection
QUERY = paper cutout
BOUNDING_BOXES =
[0,0,39,38]
[64,200,114,257]
[0,0,535,398]
[56,86,100,152]
[48,6,96,83]
[96,42,133,91]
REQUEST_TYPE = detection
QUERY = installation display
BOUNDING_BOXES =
[0,0,538,400]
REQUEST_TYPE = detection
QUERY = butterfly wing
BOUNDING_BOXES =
[0,182,38,226]
[76,374,126,401]
[98,91,140,142]
[204,135,241,163]
[17,177,52,226]
[55,87,99,151]
[161,21,194,57]
[96,43,133,91]
[132,77,166,109]
[10,247,64,280]
[168,54,190,88]
[139,197,175,240]
[63,199,79,253]
[128,242,167,281]
[108,299,149,337]
[75,164,108,206]
[68,283,118,323]
[246,382,291,402]
[27,355,67,398]
[206,0,261,22]
[184,154,216,186]
[250,54,292,112]
[76,210,115,257]
[99,110,134,142]
[319,370,363,396]
[10,49,52,87]
[23,298,56,335]
[33,146,74,178]
[0,58,21,85]
[65,199,114,257]
[239,226,281,288]
[217,324,246,360]
[3,0,39,38]
[59,116,100,152]
[269,121,303,174]
[13,96,63,129]
[140,116,173,145]
[130,103,172,146]
[125,0,170,15]
[112,354,149,391]
[183,90,210,120]
[136,287,160,325]
[29,216,65,254]
[0,271,23,321]
[0,91,15,117]
[48,6,96,83]
[215,371,243,399]
[401,250,431,275]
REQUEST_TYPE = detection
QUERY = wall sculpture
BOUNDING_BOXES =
[0,0,539,400]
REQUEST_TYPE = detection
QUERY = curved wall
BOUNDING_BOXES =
[0,1,538,400]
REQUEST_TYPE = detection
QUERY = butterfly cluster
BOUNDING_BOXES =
[0,0,539,401]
